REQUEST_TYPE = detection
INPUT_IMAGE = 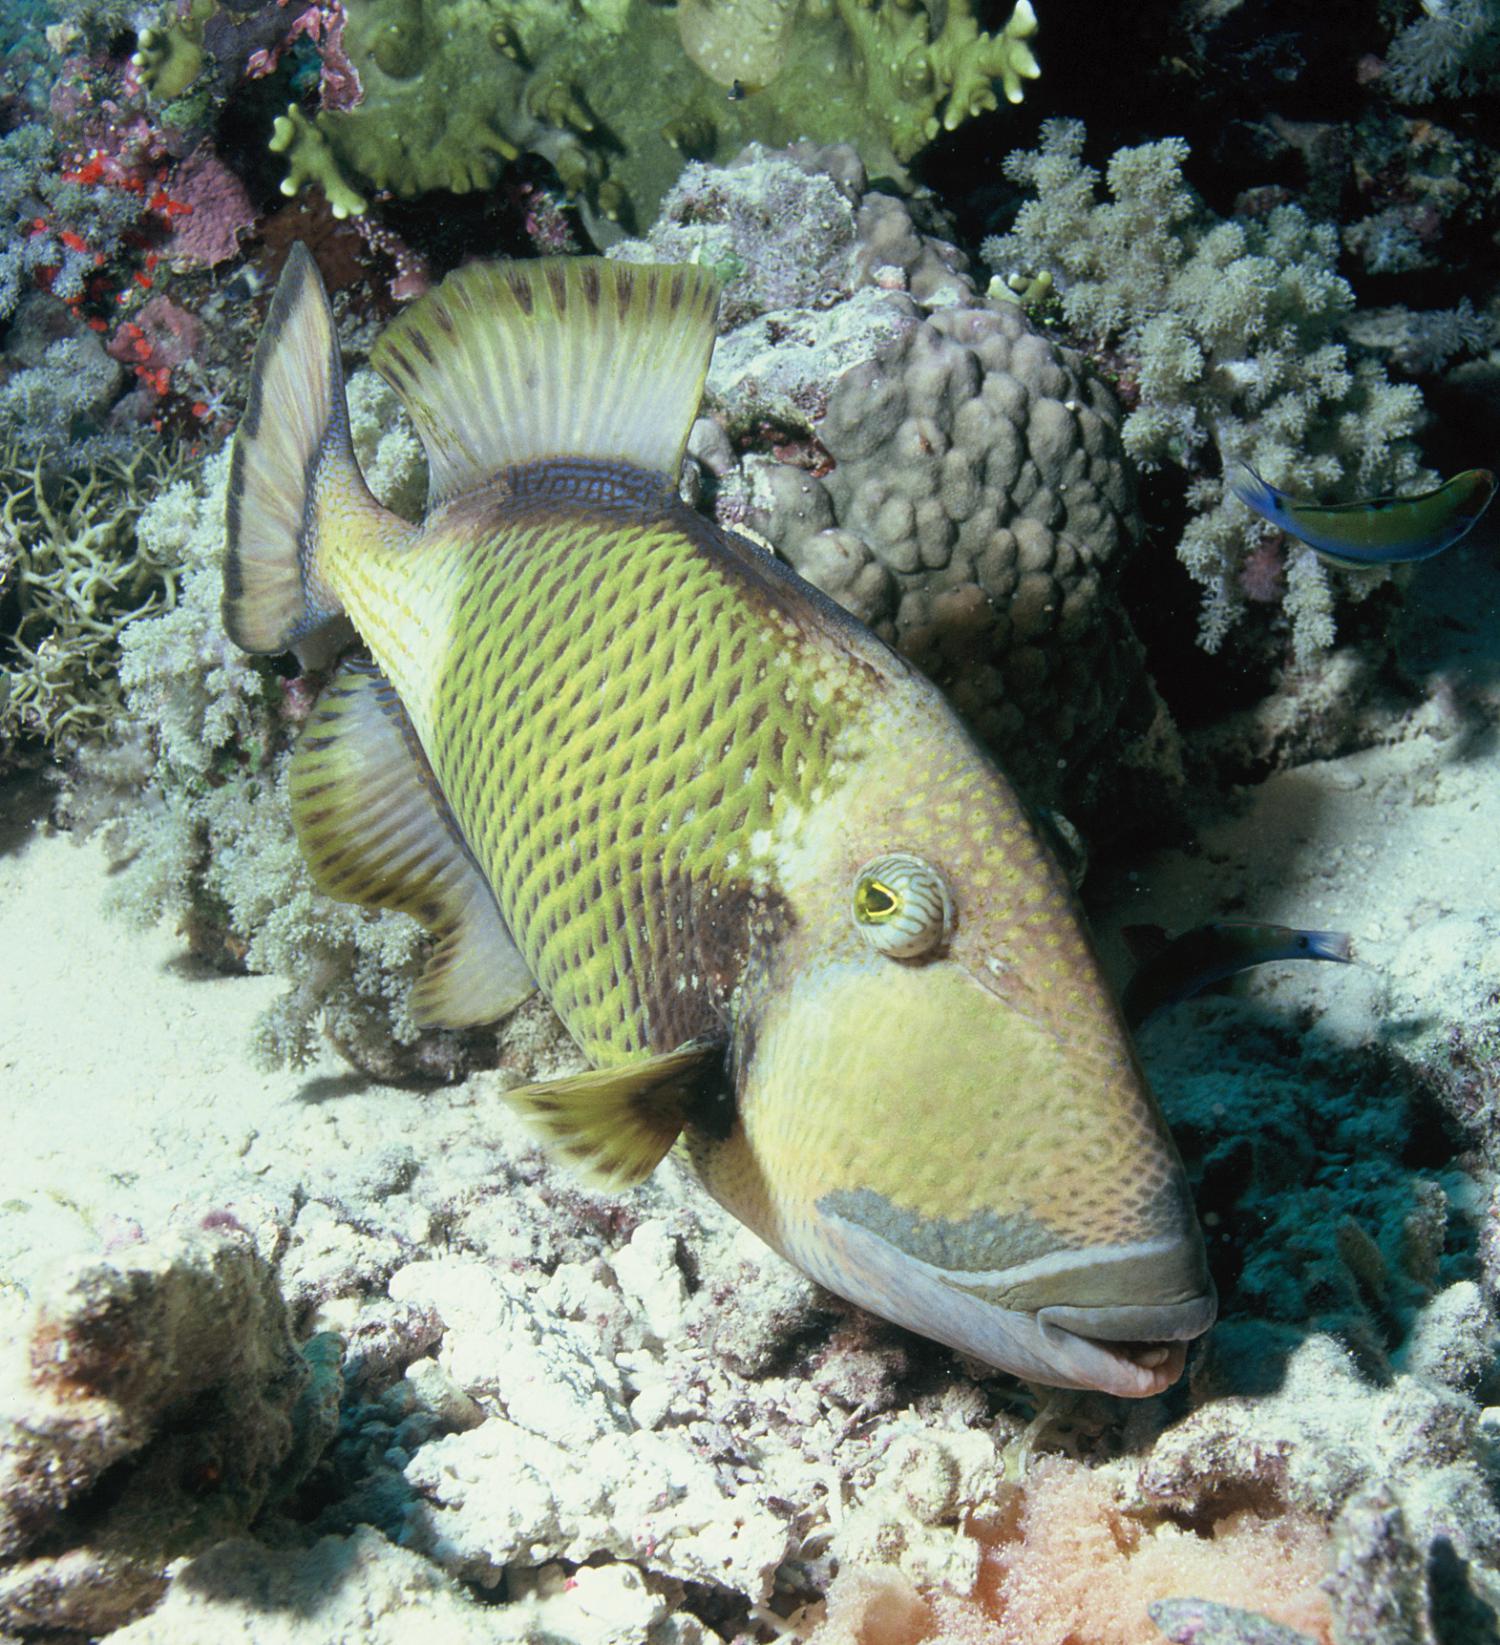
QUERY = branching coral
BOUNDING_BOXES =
[242,0,1040,239]
[981,120,1433,662]
[0,445,184,752]
[1384,0,1500,102]
[0,327,126,465]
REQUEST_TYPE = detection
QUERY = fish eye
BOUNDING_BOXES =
[851,853,950,958]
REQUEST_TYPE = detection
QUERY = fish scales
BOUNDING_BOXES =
[425,470,858,1064]
[223,247,1218,1395]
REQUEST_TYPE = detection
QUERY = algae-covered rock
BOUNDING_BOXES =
[1383,912,1500,1162]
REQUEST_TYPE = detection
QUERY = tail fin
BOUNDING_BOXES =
[1225,460,1287,528]
[223,243,392,654]
[370,257,721,511]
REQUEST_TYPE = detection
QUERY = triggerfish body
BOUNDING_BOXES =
[1228,461,1496,567]
[224,246,1215,1394]
[1123,921,1354,1030]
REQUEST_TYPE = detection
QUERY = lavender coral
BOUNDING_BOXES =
[1384,0,1500,101]
[981,120,1433,662]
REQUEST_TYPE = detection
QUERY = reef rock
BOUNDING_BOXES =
[614,143,1176,815]
[0,1227,340,1635]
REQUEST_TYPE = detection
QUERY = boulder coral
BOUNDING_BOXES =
[616,144,1176,814]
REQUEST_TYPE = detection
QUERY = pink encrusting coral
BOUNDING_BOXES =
[162,144,257,269]
[816,1456,1334,1645]
[968,1459,1332,1644]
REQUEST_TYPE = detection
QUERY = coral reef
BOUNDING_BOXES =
[0,442,183,754]
[1,5,1497,1638]
[163,0,1040,240]
[77,437,473,1078]
[616,144,1177,815]
[8,711,1500,1641]
[981,119,1434,662]
[0,1226,341,1635]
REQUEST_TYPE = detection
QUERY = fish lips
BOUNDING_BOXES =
[1033,1290,1219,1398]
[805,1206,1217,1396]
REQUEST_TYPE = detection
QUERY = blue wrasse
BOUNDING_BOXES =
[1228,462,1496,568]
[1123,921,1354,1029]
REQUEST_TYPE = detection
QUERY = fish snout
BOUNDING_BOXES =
[1033,1287,1218,1397]
[995,1226,1217,1395]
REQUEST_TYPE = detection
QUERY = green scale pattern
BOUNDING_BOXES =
[425,462,854,1066]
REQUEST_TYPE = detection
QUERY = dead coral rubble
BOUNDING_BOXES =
[0,1228,341,1636]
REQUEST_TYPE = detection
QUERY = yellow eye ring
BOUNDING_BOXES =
[852,853,950,958]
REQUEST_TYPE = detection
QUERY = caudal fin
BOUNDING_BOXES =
[1225,460,1286,528]
[224,243,394,654]
[369,257,721,511]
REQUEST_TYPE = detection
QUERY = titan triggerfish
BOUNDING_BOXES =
[224,245,1215,1394]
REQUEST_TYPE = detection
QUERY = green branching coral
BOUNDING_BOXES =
[270,0,1038,236]
[983,120,1432,662]
[0,448,186,752]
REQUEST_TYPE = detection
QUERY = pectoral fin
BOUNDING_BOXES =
[289,657,536,1028]
[504,1041,726,1188]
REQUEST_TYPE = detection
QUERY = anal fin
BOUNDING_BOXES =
[505,1042,726,1188]
[289,658,535,1028]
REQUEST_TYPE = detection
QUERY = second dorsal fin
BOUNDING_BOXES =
[369,257,721,510]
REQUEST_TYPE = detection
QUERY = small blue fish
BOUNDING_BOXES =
[1123,921,1354,1030]
[1229,461,1496,567]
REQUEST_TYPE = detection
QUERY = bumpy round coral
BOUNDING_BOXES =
[618,144,1175,812]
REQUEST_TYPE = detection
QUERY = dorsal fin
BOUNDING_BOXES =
[224,242,410,655]
[369,257,721,511]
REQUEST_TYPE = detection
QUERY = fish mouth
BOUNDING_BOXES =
[805,1205,1219,1396]
[1034,1294,1217,1398]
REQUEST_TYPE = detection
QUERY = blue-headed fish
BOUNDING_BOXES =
[1123,921,1354,1030]
[1229,461,1496,568]
[223,245,1216,1394]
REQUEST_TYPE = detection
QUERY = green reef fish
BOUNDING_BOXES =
[1229,461,1496,568]
[224,245,1216,1395]
[1123,921,1354,1030]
